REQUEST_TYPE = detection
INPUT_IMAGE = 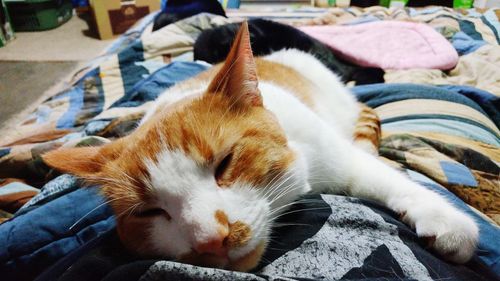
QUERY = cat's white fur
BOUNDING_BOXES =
[142,49,478,265]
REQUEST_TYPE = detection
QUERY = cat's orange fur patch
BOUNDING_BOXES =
[215,209,230,239]
[353,104,381,155]
[215,209,229,226]
[114,212,156,256]
[226,221,252,248]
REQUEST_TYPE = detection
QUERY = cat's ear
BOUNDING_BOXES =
[207,21,262,107]
[42,146,104,177]
[42,139,124,178]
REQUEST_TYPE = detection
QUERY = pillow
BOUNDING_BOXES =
[299,21,459,70]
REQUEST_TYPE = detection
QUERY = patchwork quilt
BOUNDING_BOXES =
[0,6,499,281]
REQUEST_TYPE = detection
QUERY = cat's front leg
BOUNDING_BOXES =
[322,142,479,264]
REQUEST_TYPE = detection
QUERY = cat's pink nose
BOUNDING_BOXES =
[195,237,228,257]
[193,209,230,256]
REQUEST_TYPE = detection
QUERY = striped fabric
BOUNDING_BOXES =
[353,83,500,225]
[0,6,497,222]
[0,6,498,278]
[0,180,38,223]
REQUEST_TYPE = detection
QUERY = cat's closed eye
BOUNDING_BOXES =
[215,153,233,185]
[135,208,171,220]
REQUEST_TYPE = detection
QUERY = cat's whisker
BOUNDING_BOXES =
[273,222,311,227]
[261,170,287,193]
[268,198,307,217]
[263,170,297,201]
[260,170,290,200]
[270,205,330,220]
[269,186,300,207]
[265,246,288,252]
[266,186,304,214]
[308,180,341,185]
[266,178,304,206]
[268,199,308,219]
[115,202,144,220]
[270,196,321,207]
[269,207,331,222]
[258,256,273,265]
[263,235,287,247]
[68,195,133,231]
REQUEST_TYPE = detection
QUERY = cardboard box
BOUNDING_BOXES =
[0,0,15,47]
[90,0,160,40]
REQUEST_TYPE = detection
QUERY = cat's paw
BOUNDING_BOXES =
[400,202,478,264]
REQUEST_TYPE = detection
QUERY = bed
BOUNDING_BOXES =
[0,6,498,281]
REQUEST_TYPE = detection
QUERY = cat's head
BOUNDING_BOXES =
[42,22,310,271]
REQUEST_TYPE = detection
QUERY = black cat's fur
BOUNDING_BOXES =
[194,19,385,85]
[152,0,226,31]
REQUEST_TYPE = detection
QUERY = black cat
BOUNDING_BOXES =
[194,19,384,85]
[152,0,226,31]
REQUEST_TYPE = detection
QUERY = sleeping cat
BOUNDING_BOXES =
[43,22,478,272]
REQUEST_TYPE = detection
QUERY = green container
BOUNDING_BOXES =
[5,0,72,31]
[453,0,473,8]
[1,0,15,47]
[380,0,409,7]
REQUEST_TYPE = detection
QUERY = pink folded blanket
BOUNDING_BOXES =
[299,21,459,70]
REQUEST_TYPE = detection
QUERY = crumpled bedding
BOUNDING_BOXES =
[0,6,499,281]
[299,21,459,70]
[37,195,498,281]
[294,6,500,95]
[385,44,500,95]
[354,84,500,222]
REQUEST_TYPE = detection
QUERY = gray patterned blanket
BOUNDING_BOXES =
[38,195,496,281]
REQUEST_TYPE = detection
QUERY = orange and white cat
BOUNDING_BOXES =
[43,22,478,271]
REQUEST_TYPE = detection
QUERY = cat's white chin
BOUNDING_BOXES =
[227,240,267,271]
[176,239,267,272]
